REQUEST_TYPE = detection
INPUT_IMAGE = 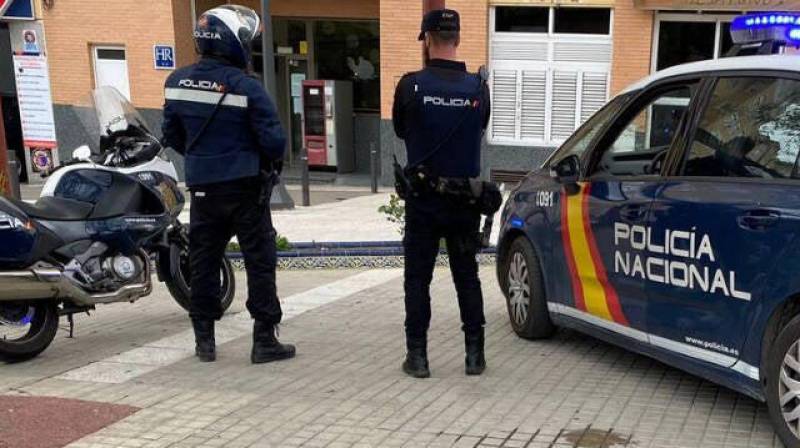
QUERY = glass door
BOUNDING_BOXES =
[285,58,308,166]
[653,13,736,72]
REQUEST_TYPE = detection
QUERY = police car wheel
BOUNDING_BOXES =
[501,237,555,340]
[766,314,800,447]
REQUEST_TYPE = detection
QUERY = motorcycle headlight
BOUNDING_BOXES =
[0,211,35,233]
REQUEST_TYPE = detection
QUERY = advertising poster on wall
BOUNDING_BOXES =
[9,21,58,180]
[12,55,57,177]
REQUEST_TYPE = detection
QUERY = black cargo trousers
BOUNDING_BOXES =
[403,196,486,339]
[188,180,282,324]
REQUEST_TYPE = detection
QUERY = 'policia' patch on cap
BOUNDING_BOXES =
[418,9,461,40]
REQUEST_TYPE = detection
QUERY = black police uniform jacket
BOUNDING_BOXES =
[162,57,286,188]
[392,59,491,179]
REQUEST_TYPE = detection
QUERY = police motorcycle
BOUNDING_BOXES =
[0,87,235,361]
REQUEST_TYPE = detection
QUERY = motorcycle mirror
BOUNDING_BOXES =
[72,145,92,161]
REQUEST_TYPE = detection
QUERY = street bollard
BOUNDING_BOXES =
[370,142,378,194]
[7,156,21,200]
[301,146,310,207]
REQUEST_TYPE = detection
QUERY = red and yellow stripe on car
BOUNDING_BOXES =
[561,183,628,325]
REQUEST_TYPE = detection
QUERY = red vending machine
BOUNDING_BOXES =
[301,80,354,173]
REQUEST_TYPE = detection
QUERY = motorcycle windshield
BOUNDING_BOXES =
[74,87,153,153]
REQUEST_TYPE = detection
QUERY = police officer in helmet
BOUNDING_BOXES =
[393,9,493,378]
[162,5,295,364]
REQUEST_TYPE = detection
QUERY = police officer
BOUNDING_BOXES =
[162,5,295,364]
[393,9,492,378]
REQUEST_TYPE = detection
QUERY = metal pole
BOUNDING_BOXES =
[370,142,378,194]
[301,147,310,207]
[8,154,20,200]
[260,0,277,98]
[260,0,295,210]
[0,100,10,198]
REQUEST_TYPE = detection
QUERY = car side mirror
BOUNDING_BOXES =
[551,155,581,184]
[72,145,92,162]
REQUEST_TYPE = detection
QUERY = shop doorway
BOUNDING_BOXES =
[276,56,309,166]
[650,13,736,150]
[652,13,736,72]
[0,23,25,182]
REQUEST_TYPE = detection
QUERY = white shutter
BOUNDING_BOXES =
[491,40,548,61]
[520,70,547,142]
[488,6,613,146]
[490,69,519,140]
[553,42,613,64]
[580,72,608,123]
[550,71,578,142]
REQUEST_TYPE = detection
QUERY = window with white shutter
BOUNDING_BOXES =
[520,70,547,141]
[488,7,613,147]
[490,69,519,140]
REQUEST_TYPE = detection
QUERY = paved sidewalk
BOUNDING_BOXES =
[22,182,505,244]
[0,268,784,448]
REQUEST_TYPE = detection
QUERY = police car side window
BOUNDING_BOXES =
[684,77,800,179]
[592,85,695,177]
[548,95,627,166]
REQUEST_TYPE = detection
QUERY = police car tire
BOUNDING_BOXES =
[766,315,800,447]
[502,237,555,340]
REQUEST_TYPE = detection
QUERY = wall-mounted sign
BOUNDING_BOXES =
[634,0,794,10]
[12,54,58,181]
[1,0,35,21]
[9,20,44,55]
[154,45,176,70]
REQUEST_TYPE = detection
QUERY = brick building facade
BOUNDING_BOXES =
[3,0,787,184]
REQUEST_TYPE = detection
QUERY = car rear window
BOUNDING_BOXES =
[684,76,800,179]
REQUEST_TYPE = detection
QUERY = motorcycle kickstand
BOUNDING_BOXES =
[67,313,74,338]
[65,310,91,339]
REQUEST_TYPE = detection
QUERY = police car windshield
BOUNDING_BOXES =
[74,87,152,153]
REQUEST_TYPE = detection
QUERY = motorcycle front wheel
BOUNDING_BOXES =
[161,243,236,314]
[0,301,59,361]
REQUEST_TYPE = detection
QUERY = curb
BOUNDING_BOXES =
[225,241,498,270]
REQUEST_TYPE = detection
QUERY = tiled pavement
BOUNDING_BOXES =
[0,268,786,448]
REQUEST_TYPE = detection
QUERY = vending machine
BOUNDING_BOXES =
[301,80,354,172]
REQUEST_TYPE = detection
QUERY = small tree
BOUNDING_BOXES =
[378,194,406,236]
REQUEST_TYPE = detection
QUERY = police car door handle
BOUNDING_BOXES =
[620,204,647,222]
[738,209,781,231]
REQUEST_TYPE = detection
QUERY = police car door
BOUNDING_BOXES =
[569,81,701,340]
[647,74,800,370]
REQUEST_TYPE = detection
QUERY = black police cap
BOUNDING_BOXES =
[418,9,460,41]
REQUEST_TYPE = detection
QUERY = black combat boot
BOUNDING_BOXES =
[402,335,431,378]
[251,321,296,364]
[192,320,216,362]
[465,328,486,376]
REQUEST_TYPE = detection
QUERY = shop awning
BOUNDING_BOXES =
[634,0,795,11]
[1,0,34,20]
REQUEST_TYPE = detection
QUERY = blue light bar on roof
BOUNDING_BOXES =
[731,13,800,45]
